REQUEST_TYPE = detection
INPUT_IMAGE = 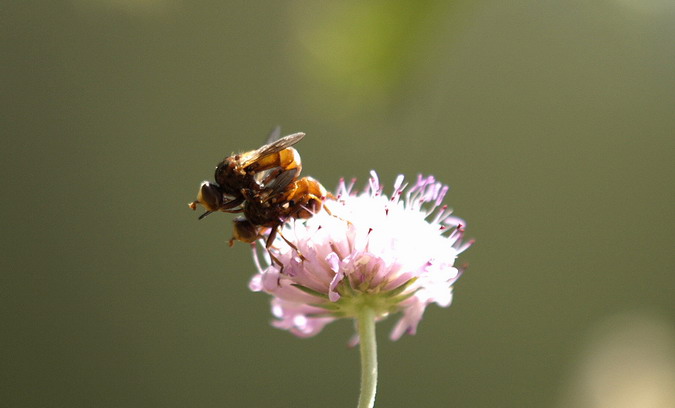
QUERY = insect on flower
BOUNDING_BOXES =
[249,172,473,340]
[188,128,328,267]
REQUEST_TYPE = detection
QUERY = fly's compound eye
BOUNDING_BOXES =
[196,182,224,212]
[232,217,258,243]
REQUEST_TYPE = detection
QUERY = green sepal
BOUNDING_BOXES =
[307,312,347,318]
[292,283,329,299]
[309,302,341,311]
[390,290,417,304]
[382,277,418,298]
[337,274,356,296]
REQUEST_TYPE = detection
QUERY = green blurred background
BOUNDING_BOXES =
[3,1,674,407]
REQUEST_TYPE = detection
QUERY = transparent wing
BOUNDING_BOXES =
[265,126,282,145]
[239,132,305,168]
[262,168,299,197]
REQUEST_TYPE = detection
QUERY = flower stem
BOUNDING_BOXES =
[356,306,378,408]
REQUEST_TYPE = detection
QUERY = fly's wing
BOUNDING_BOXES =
[238,132,305,168]
[265,126,282,145]
[262,168,299,197]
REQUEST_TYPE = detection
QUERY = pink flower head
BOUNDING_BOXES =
[249,171,472,341]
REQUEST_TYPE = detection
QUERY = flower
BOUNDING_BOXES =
[249,171,472,341]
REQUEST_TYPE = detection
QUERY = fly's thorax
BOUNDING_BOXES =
[242,197,280,226]
[214,158,248,196]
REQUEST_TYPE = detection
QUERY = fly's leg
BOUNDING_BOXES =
[277,229,306,261]
[322,203,352,227]
[264,227,286,276]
